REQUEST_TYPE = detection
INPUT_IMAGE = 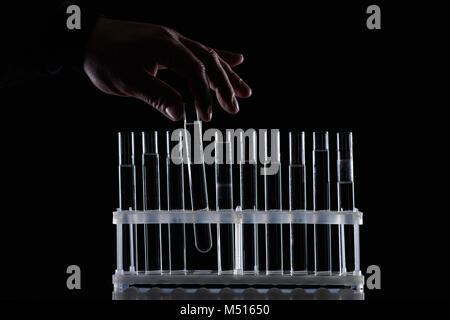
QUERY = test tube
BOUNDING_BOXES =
[215,131,235,274]
[239,131,258,274]
[184,107,213,253]
[289,131,308,274]
[166,131,187,274]
[313,131,332,274]
[118,132,137,272]
[264,130,283,274]
[337,132,357,273]
[142,131,161,273]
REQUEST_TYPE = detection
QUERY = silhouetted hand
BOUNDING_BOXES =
[83,18,252,121]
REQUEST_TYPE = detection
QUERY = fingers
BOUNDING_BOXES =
[180,38,251,97]
[218,57,252,98]
[127,73,184,121]
[181,38,252,115]
[158,41,212,121]
[182,38,238,114]
[147,31,250,119]
[215,49,244,67]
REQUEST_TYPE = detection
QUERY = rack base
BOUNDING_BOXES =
[112,286,364,300]
[113,270,364,300]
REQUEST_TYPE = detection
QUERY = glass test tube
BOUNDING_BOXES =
[289,132,308,274]
[166,131,187,274]
[239,131,258,274]
[337,132,357,273]
[142,131,161,273]
[264,130,283,274]
[215,132,235,274]
[118,132,137,272]
[184,107,213,253]
[313,132,332,274]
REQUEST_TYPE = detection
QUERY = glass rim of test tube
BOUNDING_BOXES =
[118,132,135,166]
[238,130,257,164]
[142,131,158,155]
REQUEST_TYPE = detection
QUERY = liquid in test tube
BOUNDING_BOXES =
[215,132,235,274]
[118,132,137,272]
[239,131,258,274]
[337,132,357,273]
[142,131,162,273]
[313,131,332,274]
[289,131,308,274]
[184,107,213,253]
[264,130,283,274]
[166,131,186,274]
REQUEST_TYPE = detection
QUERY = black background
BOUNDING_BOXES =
[0,0,447,302]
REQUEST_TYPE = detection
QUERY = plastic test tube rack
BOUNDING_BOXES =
[113,131,363,296]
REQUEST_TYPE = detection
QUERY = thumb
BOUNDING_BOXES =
[127,74,184,121]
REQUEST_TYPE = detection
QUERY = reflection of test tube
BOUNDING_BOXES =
[313,132,332,274]
[142,131,161,273]
[118,132,137,272]
[289,131,308,274]
[215,131,234,274]
[337,132,357,273]
[184,107,213,253]
[264,130,283,274]
[239,131,258,274]
[166,131,186,274]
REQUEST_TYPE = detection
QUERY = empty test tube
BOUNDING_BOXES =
[118,132,137,272]
[239,131,258,274]
[166,131,187,274]
[184,107,213,253]
[142,131,162,273]
[337,132,357,273]
[289,131,308,274]
[264,130,283,274]
[313,131,332,274]
[215,131,235,274]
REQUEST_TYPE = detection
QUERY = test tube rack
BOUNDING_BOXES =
[113,209,363,291]
[113,130,364,298]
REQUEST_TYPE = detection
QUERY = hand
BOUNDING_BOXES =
[83,18,252,121]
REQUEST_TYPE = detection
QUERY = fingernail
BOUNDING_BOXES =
[165,105,179,121]
[232,95,239,113]
[239,79,252,96]
[208,107,213,121]
[202,107,212,122]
